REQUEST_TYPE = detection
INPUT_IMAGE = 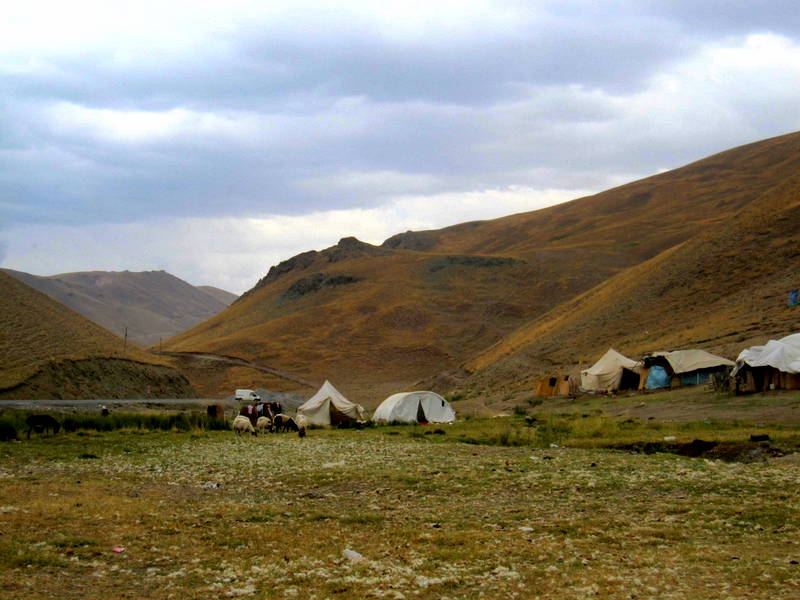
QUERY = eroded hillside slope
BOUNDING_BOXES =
[0,272,194,399]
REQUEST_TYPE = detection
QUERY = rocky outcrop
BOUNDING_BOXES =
[242,237,389,300]
[281,273,363,300]
[382,230,438,251]
[427,255,524,273]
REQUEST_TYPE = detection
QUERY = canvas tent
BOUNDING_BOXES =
[733,333,800,393]
[372,391,456,424]
[642,350,734,389]
[297,380,365,426]
[580,348,641,392]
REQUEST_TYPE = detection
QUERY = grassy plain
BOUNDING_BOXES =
[2,393,800,599]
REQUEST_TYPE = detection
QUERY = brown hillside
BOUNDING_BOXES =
[198,285,238,306]
[456,172,800,404]
[164,131,800,404]
[2,269,233,347]
[0,272,193,398]
[386,131,800,264]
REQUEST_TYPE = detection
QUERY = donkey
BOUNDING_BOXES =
[26,414,61,439]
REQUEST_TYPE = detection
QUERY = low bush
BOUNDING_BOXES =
[5,410,231,436]
[0,420,17,441]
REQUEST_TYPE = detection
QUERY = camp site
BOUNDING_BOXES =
[4,118,800,599]
[3,331,800,599]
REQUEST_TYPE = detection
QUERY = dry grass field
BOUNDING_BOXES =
[3,391,800,599]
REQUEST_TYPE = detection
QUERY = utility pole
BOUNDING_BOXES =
[123,327,128,356]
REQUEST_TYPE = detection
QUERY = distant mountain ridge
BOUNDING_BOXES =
[0,271,194,399]
[162,131,800,405]
[2,269,236,347]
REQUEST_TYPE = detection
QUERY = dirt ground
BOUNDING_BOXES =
[481,386,800,425]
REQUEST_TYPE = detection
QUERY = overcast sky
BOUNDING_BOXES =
[2,1,800,293]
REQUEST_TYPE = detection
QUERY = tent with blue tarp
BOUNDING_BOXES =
[645,365,671,389]
[642,350,734,389]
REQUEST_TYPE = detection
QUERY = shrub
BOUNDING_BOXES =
[534,417,572,447]
[0,420,17,442]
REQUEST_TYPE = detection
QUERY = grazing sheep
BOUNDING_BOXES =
[232,415,256,436]
[295,414,308,438]
[256,416,272,433]
[273,414,299,433]
[26,414,61,439]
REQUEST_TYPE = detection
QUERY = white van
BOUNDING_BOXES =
[235,389,261,402]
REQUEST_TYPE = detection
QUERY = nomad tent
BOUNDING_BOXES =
[580,348,641,393]
[733,333,800,393]
[642,350,734,389]
[297,380,366,426]
[372,391,456,424]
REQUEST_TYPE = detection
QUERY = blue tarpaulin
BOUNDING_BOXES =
[645,365,671,389]
[789,289,799,307]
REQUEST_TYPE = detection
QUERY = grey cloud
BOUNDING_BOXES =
[2,1,800,232]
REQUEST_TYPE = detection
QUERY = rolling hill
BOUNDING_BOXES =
[450,169,800,406]
[0,271,195,399]
[163,131,800,404]
[2,269,236,347]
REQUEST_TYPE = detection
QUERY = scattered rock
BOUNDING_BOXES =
[342,548,365,563]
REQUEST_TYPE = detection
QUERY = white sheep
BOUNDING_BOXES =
[256,416,272,433]
[295,414,308,438]
[232,415,256,436]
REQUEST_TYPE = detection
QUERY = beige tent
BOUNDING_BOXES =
[650,349,734,375]
[297,380,365,426]
[580,348,641,392]
[642,349,734,388]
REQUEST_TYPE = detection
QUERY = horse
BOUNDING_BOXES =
[26,414,61,439]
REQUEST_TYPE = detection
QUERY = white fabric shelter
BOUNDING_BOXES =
[580,348,640,392]
[651,349,734,373]
[372,391,456,424]
[736,333,800,373]
[297,380,365,426]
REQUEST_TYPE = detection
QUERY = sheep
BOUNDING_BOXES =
[256,416,272,433]
[295,414,308,438]
[232,415,256,436]
[273,414,299,433]
[26,414,61,439]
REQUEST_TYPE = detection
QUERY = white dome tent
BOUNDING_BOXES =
[372,391,456,424]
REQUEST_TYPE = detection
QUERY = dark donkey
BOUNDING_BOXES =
[26,414,61,439]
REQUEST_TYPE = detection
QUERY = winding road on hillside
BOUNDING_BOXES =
[156,350,317,388]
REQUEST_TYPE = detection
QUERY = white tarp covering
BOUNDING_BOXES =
[736,333,800,373]
[297,380,365,426]
[580,348,639,392]
[652,349,734,374]
[372,391,456,424]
